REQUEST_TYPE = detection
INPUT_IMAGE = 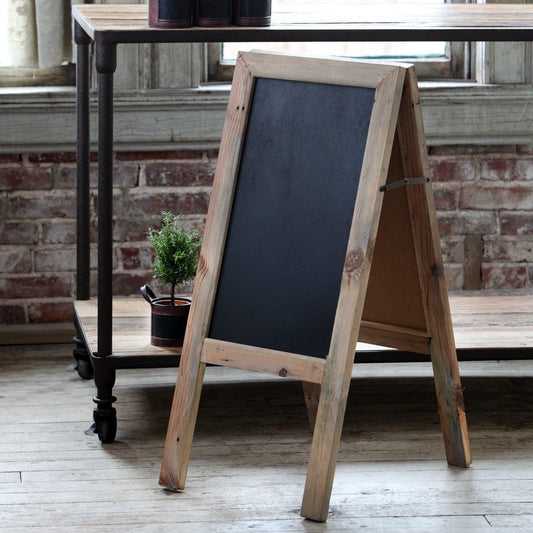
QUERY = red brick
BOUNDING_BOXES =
[55,165,79,189]
[501,212,533,235]
[116,150,204,161]
[114,218,154,243]
[429,158,475,183]
[433,187,458,210]
[0,166,52,191]
[130,190,210,216]
[0,154,21,164]
[441,237,464,264]
[444,264,464,291]
[114,165,140,188]
[28,153,77,164]
[8,191,76,219]
[112,272,153,296]
[0,303,26,324]
[483,237,533,263]
[42,221,77,244]
[28,300,74,323]
[479,158,533,181]
[0,221,38,244]
[0,275,72,299]
[36,247,99,272]
[0,249,31,274]
[482,266,528,289]
[460,183,533,210]
[120,245,154,270]
[34,249,76,272]
[437,211,498,236]
[144,162,215,187]
[56,163,139,189]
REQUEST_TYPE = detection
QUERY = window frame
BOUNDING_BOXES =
[0,64,76,88]
[208,40,472,82]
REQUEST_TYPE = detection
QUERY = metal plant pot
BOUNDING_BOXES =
[141,285,191,347]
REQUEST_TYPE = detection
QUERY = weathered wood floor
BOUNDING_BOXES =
[2,343,533,532]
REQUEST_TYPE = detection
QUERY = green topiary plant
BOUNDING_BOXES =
[147,212,202,305]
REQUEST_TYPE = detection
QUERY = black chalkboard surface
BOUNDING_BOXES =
[209,77,375,358]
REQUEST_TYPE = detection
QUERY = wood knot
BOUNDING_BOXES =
[431,264,444,278]
[344,250,365,278]
[278,368,288,377]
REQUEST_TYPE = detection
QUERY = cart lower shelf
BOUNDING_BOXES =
[74,297,180,362]
[74,290,533,362]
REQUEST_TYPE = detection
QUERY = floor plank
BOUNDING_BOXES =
[1,344,533,531]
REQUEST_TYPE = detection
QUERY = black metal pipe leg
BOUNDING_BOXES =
[73,22,93,376]
[92,361,117,443]
[88,40,118,443]
[72,332,94,380]
[75,21,92,302]
[96,41,117,360]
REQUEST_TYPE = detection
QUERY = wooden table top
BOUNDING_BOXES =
[73,3,533,44]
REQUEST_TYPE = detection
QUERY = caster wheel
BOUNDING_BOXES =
[94,409,117,443]
[77,359,94,380]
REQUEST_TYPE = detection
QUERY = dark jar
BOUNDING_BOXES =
[196,0,232,26]
[233,0,271,26]
[148,0,194,28]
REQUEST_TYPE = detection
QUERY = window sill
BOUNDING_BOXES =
[0,82,532,153]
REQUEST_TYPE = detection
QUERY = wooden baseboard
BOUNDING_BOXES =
[0,323,76,346]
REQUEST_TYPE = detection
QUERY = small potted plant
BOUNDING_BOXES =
[141,212,202,347]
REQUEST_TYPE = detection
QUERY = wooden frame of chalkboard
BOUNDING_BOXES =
[159,51,471,522]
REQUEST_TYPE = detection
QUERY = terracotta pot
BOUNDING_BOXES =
[141,285,191,347]
[148,0,193,28]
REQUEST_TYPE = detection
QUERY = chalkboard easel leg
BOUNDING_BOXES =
[302,382,321,432]
[159,357,206,491]
[300,350,356,522]
[427,277,472,468]
[398,66,471,469]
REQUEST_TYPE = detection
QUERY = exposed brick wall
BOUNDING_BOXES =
[430,145,533,291]
[0,151,214,325]
[0,146,532,324]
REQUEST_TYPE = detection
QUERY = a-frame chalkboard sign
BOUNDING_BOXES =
[159,51,471,522]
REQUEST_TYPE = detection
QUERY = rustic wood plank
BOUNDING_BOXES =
[301,63,406,522]
[399,67,471,468]
[359,321,430,354]
[2,343,533,531]
[74,299,181,358]
[73,3,533,40]
[202,339,326,384]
